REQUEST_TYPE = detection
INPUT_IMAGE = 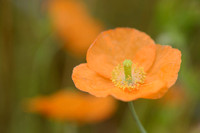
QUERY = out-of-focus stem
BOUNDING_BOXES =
[128,102,147,133]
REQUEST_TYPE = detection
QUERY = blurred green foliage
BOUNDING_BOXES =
[1,0,200,133]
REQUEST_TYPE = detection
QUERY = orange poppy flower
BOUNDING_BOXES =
[48,0,103,56]
[72,28,181,101]
[27,90,116,123]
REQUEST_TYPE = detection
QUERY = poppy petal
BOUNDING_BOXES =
[87,28,156,79]
[110,79,166,101]
[144,45,181,99]
[72,63,113,97]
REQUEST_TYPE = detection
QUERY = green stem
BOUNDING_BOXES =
[128,102,147,133]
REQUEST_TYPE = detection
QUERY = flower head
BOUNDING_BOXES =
[72,28,181,101]
[48,0,103,56]
[27,90,116,123]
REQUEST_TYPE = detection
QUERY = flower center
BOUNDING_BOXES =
[111,59,146,92]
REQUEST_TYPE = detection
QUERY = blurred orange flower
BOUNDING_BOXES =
[27,90,116,123]
[72,28,181,101]
[48,0,103,56]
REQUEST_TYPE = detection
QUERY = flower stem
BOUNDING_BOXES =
[128,102,147,133]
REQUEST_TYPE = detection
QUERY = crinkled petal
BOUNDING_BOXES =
[110,77,166,101]
[72,63,112,97]
[144,44,181,99]
[87,28,156,79]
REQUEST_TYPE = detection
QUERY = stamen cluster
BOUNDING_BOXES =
[111,63,146,92]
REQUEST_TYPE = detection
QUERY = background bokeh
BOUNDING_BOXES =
[1,0,200,133]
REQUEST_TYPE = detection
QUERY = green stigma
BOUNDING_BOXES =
[123,59,133,83]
